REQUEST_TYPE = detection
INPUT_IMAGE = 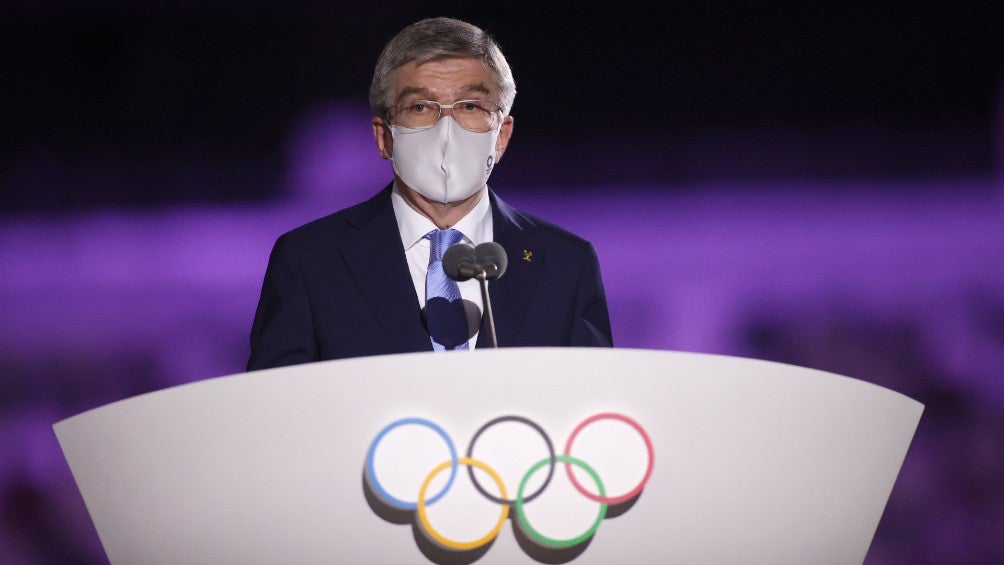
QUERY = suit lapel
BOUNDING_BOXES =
[339,187,539,352]
[339,187,433,353]
[476,192,543,348]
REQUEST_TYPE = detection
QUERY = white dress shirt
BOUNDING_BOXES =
[391,184,494,350]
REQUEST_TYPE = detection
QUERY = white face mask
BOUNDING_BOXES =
[390,117,500,204]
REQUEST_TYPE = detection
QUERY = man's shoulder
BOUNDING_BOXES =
[276,186,393,246]
[492,192,595,253]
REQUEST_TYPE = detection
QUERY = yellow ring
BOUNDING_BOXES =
[416,456,510,551]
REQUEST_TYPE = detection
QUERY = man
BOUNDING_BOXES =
[247,17,611,371]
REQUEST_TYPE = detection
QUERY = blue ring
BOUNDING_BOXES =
[365,417,458,509]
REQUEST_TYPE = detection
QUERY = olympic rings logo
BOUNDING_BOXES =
[363,413,654,558]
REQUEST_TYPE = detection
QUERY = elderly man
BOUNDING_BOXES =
[247,17,611,371]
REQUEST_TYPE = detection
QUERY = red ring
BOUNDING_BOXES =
[563,412,655,505]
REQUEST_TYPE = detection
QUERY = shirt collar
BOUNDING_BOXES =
[391,183,492,250]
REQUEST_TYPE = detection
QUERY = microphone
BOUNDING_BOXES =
[442,242,478,281]
[441,241,509,348]
[474,242,508,280]
[442,242,508,282]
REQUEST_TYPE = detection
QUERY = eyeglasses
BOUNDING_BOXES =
[386,100,503,133]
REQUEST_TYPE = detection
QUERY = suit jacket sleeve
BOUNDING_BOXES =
[571,242,613,347]
[247,234,318,371]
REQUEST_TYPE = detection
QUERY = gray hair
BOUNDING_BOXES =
[369,17,516,118]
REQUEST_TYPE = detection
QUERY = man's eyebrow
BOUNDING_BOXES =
[395,82,492,104]
[460,82,492,96]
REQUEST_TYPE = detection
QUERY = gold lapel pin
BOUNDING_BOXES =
[522,249,533,262]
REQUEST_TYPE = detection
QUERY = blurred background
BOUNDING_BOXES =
[2,2,1002,563]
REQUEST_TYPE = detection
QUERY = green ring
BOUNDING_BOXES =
[515,454,607,548]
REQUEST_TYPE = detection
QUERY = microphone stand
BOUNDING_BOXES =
[476,271,499,348]
[444,241,506,349]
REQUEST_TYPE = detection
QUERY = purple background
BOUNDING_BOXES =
[2,5,1003,563]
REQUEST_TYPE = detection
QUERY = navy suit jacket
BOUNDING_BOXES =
[247,185,612,371]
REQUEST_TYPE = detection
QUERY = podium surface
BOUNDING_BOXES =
[54,348,922,564]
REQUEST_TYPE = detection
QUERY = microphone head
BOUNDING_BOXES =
[442,242,477,281]
[474,242,508,280]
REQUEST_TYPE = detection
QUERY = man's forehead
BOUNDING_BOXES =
[396,82,491,100]
[392,58,497,98]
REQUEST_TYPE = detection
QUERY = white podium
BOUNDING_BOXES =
[54,348,922,564]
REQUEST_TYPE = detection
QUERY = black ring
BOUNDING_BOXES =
[465,415,556,506]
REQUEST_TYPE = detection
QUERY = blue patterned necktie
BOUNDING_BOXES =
[425,229,470,351]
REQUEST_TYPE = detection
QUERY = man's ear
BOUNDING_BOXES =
[494,115,514,164]
[372,116,393,160]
